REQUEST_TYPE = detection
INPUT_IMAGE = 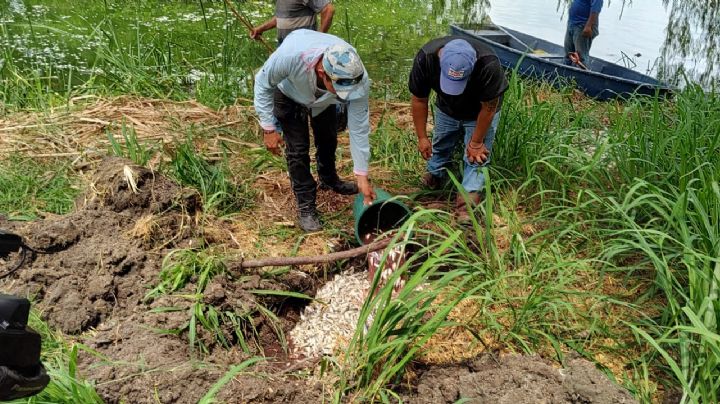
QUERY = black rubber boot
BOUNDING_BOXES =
[319,178,359,195]
[298,209,322,232]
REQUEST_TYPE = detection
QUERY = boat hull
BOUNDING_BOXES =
[450,24,673,100]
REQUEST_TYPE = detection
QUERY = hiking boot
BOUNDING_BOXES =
[455,192,482,224]
[319,179,358,195]
[421,172,445,191]
[298,210,322,232]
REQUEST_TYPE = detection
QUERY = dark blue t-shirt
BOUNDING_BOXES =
[568,0,603,27]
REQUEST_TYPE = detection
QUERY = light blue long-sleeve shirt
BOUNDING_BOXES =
[254,30,371,175]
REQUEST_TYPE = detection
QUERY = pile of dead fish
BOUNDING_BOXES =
[289,272,370,358]
[289,239,408,358]
[367,244,406,295]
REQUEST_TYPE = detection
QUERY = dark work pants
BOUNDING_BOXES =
[564,23,598,66]
[273,90,339,213]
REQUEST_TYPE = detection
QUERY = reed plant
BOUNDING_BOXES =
[492,77,720,401]
[337,173,625,400]
[107,122,157,166]
[168,136,254,215]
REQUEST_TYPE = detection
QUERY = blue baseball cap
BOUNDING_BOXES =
[440,39,477,96]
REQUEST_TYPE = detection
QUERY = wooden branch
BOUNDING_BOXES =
[223,0,274,54]
[236,238,392,269]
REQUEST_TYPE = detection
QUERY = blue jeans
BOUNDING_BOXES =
[563,23,598,66]
[426,108,501,193]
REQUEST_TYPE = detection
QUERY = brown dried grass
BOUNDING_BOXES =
[0,95,258,159]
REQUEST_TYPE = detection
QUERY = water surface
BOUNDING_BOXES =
[487,0,671,76]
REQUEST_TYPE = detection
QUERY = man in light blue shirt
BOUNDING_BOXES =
[564,0,603,67]
[254,29,375,232]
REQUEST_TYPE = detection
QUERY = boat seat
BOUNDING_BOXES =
[533,51,567,60]
[473,29,511,46]
[541,54,567,59]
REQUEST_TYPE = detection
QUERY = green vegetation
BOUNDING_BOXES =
[488,77,720,400]
[145,247,289,355]
[168,137,254,215]
[107,122,157,166]
[0,156,79,220]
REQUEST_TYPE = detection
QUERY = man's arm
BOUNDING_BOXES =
[583,0,602,37]
[318,3,335,33]
[411,95,432,160]
[251,16,277,39]
[254,55,291,155]
[408,49,433,160]
[582,12,599,37]
[466,97,499,164]
[347,94,376,205]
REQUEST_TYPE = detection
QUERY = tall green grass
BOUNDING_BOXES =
[491,76,720,401]
[1,1,267,110]
[168,136,254,215]
[0,156,79,219]
[336,174,626,400]
[594,84,720,402]
[337,211,481,400]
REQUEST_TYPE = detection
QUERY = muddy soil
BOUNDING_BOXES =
[405,354,636,403]
[0,157,323,403]
[0,157,636,403]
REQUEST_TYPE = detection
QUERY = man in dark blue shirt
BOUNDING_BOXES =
[564,0,603,67]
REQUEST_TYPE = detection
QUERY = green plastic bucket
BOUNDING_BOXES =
[353,188,411,245]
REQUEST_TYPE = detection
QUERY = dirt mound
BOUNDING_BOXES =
[406,354,636,403]
[0,156,333,403]
[86,157,201,216]
[82,319,324,403]
[0,157,199,334]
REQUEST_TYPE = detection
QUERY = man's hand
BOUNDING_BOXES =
[250,27,262,40]
[582,25,593,38]
[263,131,284,156]
[466,140,489,164]
[418,136,432,160]
[357,175,376,206]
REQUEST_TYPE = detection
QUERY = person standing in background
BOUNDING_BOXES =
[250,0,335,45]
[564,0,603,67]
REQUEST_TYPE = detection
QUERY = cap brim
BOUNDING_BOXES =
[334,83,362,101]
[440,75,468,96]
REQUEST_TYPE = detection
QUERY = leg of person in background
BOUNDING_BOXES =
[424,108,463,190]
[563,24,578,66]
[273,90,321,232]
[312,105,358,194]
[455,110,502,223]
[573,24,598,66]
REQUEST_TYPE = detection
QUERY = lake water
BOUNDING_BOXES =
[485,0,673,77]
